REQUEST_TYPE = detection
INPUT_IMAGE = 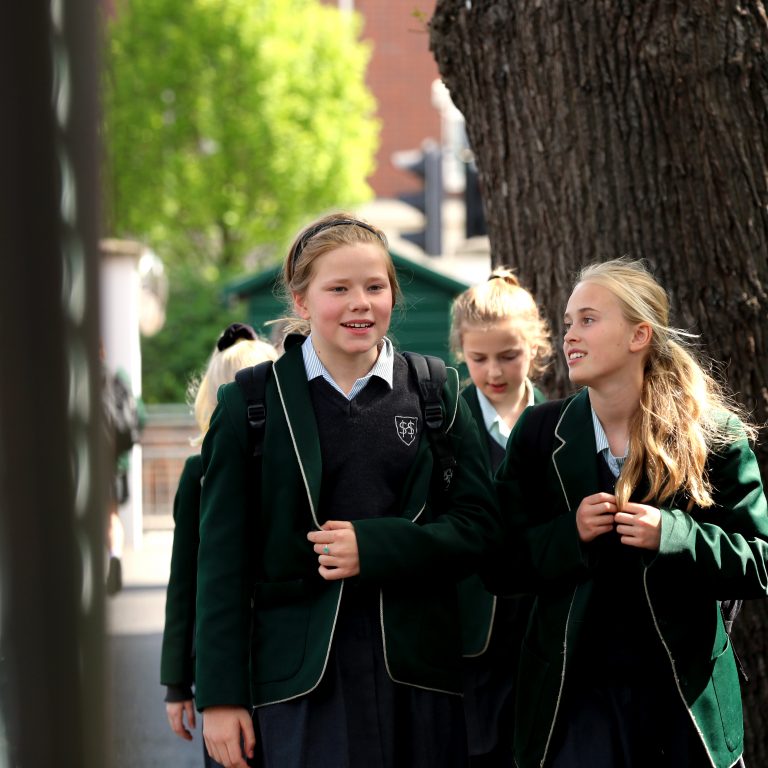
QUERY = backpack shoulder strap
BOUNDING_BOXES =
[235,360,273,458]
[403,352,457,492]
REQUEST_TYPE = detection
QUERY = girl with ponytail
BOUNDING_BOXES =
[495,258,768,768]
[450,267,551,766]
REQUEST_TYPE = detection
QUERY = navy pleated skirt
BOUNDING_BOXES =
[253,583,467,768]
[548,676,746,768]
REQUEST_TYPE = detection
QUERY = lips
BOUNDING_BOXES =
[567,350,586,365]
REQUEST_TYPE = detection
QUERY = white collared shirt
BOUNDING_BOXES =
[591,407,628,478]
[476,379,536,449]
[300,335,394,400]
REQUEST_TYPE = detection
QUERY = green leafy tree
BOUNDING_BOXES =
[103,0,380,401]
[103,0,378,270]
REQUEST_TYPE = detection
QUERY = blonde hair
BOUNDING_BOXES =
[278,211,401,336]
[189,336,278,445]
[449,267,552,378]
[577,258,756,510]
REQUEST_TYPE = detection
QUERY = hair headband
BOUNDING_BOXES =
[291,219,387,268]
[217,322,257,351]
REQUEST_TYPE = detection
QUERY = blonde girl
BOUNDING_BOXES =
[194,212,500,768]
[450,269,551,766]
[160,323,278,767]
[450,268,551,471]
[496,258,768,768]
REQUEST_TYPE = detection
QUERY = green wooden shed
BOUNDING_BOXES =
[222,251,470,363]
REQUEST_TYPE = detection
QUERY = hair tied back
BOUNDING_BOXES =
[217,322,258,351]
[487,267,521,288]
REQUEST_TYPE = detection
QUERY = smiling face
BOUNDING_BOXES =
[462,321,535,409]
[293,242,393,370]
[563,280,650,389]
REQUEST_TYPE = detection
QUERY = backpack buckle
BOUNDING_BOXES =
[246,403,266,430]
[424,403,443,431]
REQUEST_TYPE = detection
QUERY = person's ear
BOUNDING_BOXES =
[293,291,310,320]
[630,322,652,352]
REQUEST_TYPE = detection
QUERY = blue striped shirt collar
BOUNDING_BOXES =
[300,335,394,400]
[591,406,627,478]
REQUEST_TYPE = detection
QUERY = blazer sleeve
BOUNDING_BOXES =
[655,427,768,600]
[194,383,255,710]
[353,377,502,583]
[160,454,202,689]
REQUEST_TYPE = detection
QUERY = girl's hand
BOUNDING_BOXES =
[307,520,360,580]
[615,502,662,550]
[166,699,196,741]
[576,493,617,542]
[203,706,255,768]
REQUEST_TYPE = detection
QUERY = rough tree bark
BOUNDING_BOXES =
[431,0,768,761]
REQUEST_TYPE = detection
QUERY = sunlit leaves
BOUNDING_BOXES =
[103,0,379,272]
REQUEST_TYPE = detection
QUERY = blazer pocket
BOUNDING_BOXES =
[709,634,744,754]
[251,579,310,684]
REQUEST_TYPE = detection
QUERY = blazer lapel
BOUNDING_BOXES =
[462,385,493,472]
[273,345,323,528]
[551,389,600,511]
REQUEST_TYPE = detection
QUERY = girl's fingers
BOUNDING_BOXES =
[184,701,196,731]
[321,519,354,531]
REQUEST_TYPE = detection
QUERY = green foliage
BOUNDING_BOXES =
[104,0,380,401]
[103,0,379,271]
[140,265,246,403]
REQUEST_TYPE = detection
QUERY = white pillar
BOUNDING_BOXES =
[100,239,144,550]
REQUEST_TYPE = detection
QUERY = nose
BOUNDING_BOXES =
[563,325,577,344]
[348,287,370,310]
[488,358,502,378]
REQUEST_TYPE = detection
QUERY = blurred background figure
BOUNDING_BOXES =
[101,341,145,595]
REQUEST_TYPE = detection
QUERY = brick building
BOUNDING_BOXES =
[321,0,442,199]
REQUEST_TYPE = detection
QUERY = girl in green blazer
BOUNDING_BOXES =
[495,258,768,768]
[449,269,550,766]
[195,213,500,768]
[160,324,277,765]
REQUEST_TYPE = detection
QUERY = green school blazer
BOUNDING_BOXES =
[194,343,500,710]
[160,454,202,692]
[495,388,768,768]
[458,382,546,656]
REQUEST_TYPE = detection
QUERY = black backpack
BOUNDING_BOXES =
[234,352,457,492]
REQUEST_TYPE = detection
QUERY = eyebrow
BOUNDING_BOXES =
[563,306,601,321]
[467,347,523,354]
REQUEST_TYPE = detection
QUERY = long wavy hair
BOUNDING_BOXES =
[577,258,756,510]
[449,267,552,379]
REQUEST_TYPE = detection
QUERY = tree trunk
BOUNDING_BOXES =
[431,0,768,760]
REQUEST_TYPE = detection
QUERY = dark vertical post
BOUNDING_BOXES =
[464,162,487,239]
[0,1,107,767]
[392,139,444,256]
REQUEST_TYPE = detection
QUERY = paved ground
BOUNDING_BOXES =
[107,531,207,767]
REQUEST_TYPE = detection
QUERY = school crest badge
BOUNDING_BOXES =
[395,415,418,446]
